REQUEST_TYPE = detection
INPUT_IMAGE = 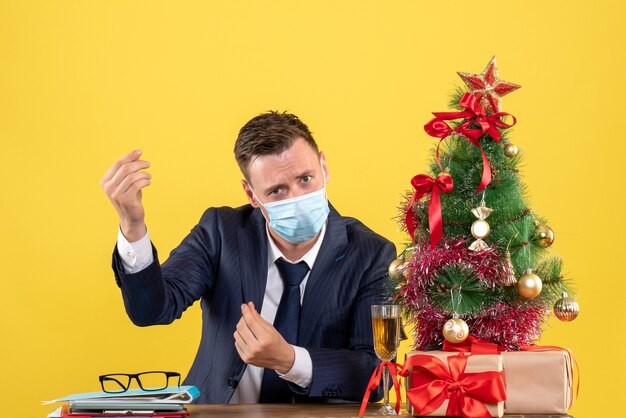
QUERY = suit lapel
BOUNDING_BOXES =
[237,208,269,311]
[299,205,348,346]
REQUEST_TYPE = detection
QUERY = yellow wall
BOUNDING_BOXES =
[1,1,623,416]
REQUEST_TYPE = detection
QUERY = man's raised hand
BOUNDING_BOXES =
[100,149,151,242]
[234,302,295,374]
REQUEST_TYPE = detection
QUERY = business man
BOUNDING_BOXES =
[101,111,396,404]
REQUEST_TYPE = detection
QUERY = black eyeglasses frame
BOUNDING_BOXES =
[98,371,181,393]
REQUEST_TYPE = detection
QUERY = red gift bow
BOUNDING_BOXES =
[443,335,507,355]
[400,354,506,418]
[424,92,517,193]
[405,173,454,248]
[358,361,403,417]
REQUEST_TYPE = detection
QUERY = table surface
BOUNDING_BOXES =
[187,404,573,417]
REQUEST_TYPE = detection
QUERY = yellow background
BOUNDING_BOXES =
[1,1,624,416]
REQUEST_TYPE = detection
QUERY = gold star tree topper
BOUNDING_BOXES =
[457,56,521,113]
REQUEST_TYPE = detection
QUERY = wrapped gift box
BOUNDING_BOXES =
[502,350,574,414]
[404,351,505,417]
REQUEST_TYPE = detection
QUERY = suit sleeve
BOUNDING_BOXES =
[111,209,220,326]
[301,239,396,402]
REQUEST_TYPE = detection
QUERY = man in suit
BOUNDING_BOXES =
[100,111,396,404]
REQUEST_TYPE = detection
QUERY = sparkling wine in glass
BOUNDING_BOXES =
[371,305,401,415]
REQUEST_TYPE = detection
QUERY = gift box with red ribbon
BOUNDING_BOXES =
[441,336,577,414]
[502,350,574,414]
[402,351,506,418]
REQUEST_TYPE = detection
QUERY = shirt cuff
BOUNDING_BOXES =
[278,345,312,389]
[116,226,154,274]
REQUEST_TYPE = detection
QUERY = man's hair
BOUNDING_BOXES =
[234,111,319,179]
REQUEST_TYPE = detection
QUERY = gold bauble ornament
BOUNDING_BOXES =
[503,142,519,157]
[517,269,543,299]
[553,292,580,322]
[534,224,555,247]
[388,258,406,280]
[442,317,469,344]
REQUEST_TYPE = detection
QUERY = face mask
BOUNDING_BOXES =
[252,172,330,244]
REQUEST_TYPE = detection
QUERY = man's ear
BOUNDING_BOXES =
[319,151,330,184]
[242,179,260,208]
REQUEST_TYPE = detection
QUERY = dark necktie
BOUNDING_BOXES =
[259,259,310,403]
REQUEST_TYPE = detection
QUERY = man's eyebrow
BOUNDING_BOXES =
[263,182,288,195]
[261,170,315,194]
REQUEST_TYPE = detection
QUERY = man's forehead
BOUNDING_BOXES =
[249,160,317,187]
[248,140,319,178]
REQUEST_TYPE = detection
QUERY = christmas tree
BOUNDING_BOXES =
[394,57,580,351]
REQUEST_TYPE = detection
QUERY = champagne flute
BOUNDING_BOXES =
[371,305,401,415]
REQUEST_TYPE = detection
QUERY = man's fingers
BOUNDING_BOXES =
[235,302,292,370]
[241,303,268,338]
[234,336,254,365]
[106,159,151,190]
[102,159,150,196]
[127,178,151,198]
[101,150,142,185]
[116,171,152,195]
[234,338,245,360]
[108,172,151,205]
[235,317,257,347]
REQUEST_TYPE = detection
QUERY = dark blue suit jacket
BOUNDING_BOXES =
[112,204,396,404]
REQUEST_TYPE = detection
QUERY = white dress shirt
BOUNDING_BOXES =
[116,222,326,403]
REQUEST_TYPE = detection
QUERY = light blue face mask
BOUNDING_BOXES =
[253,177,330,244]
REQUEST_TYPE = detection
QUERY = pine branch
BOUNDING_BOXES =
[534,256,570,305]
[429,264,500,316]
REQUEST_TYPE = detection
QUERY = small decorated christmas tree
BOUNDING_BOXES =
[394,57,580,351]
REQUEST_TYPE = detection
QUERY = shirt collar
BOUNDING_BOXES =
[265,222,327,270]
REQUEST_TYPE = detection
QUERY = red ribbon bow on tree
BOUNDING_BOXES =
[400,354,506,418]
[424,92,517,193]
[405,172,454,248]
[358,362,403,417]
[433,92,517,141]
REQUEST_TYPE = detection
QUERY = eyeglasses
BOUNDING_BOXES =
[99,371,181,393]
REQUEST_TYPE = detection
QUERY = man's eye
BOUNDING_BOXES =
[302,175,311,183]
[270,188,281,195]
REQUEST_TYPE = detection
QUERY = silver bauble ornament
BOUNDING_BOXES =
[553,292,580,321]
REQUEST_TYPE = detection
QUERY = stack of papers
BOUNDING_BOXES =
[44,386,200,418]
